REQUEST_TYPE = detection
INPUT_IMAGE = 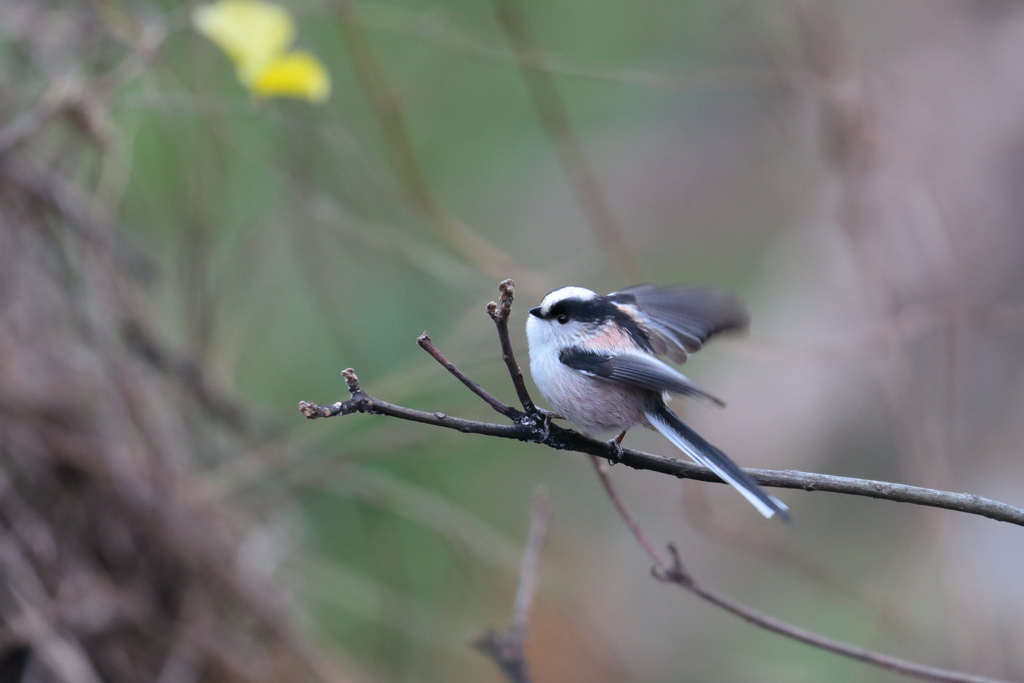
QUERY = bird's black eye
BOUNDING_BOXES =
[556,314,569,324]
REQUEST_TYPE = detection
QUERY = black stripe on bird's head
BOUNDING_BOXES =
[532,286,652,352]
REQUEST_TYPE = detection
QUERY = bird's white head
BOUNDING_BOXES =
[535,287,598,315]
[525,286,606,350]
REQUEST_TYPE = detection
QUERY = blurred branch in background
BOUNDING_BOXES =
[356,4,783,92]
[473,487,552,683]
[0,6,343,682]
[492,0,644,281]
[0,23,161,157]
[329,0,537,284]
[794,1,1024,677]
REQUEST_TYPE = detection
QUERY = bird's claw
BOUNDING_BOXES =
[526,408,559,440]
[606,439,624,466]
[605,429,628,466]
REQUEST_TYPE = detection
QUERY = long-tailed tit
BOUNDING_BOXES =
[525,284,788,520]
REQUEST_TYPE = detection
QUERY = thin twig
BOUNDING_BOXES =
[589,456,666,566]
[299,373,1024,527]
[593,463,1013,683]
[487,279,538,415]
[473,487,552,683]
[657,545,1009,683]
[492,0,643,281]
[299,369,536,440]
[301,373,1024,527]
[417,331,522,420]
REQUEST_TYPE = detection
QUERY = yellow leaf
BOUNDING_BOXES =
[192,0,295,85]
[251,51,331,102]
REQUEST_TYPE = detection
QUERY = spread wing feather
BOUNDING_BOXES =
[609,284,749,363]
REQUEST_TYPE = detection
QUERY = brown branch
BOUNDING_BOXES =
[417,331,521,420]
[473,487,552,683]
[593,460,1013,683]
[299,380,1024,527]
[299,369,536,441]
[487,279,539,415]
[590,456,667,565]
[658,548,1008,683]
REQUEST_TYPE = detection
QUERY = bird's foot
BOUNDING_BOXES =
[535,407,563,421]
[526,408,561,440]
[606,430,628,465]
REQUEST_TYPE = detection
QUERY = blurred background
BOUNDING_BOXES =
[2,0,1024,681]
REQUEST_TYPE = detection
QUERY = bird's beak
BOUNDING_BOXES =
[529,307,543,318]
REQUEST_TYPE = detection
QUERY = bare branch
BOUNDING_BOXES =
[299,369,537,441]
[298,280,1024,526]
[300,378,1024,527]
[592,460,1013,683]
[417,331,521,420]
[589,455,667,566]
[487,279,540,415]
[655,546,1010,683]
[473,488,552,683]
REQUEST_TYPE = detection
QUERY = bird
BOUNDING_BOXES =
[525,283,788,520]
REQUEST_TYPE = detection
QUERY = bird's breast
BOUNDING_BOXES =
[529,349,649,437]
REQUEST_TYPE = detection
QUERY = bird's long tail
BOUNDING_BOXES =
[646,402,789,521]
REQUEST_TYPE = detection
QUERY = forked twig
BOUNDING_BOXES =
[487,279,539,415]
[589,456,667,565]
[591,467,1009,683]
[417,331,521,420]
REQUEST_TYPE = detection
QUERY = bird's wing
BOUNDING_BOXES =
[608,284,749,363]
[559,347,724,406]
